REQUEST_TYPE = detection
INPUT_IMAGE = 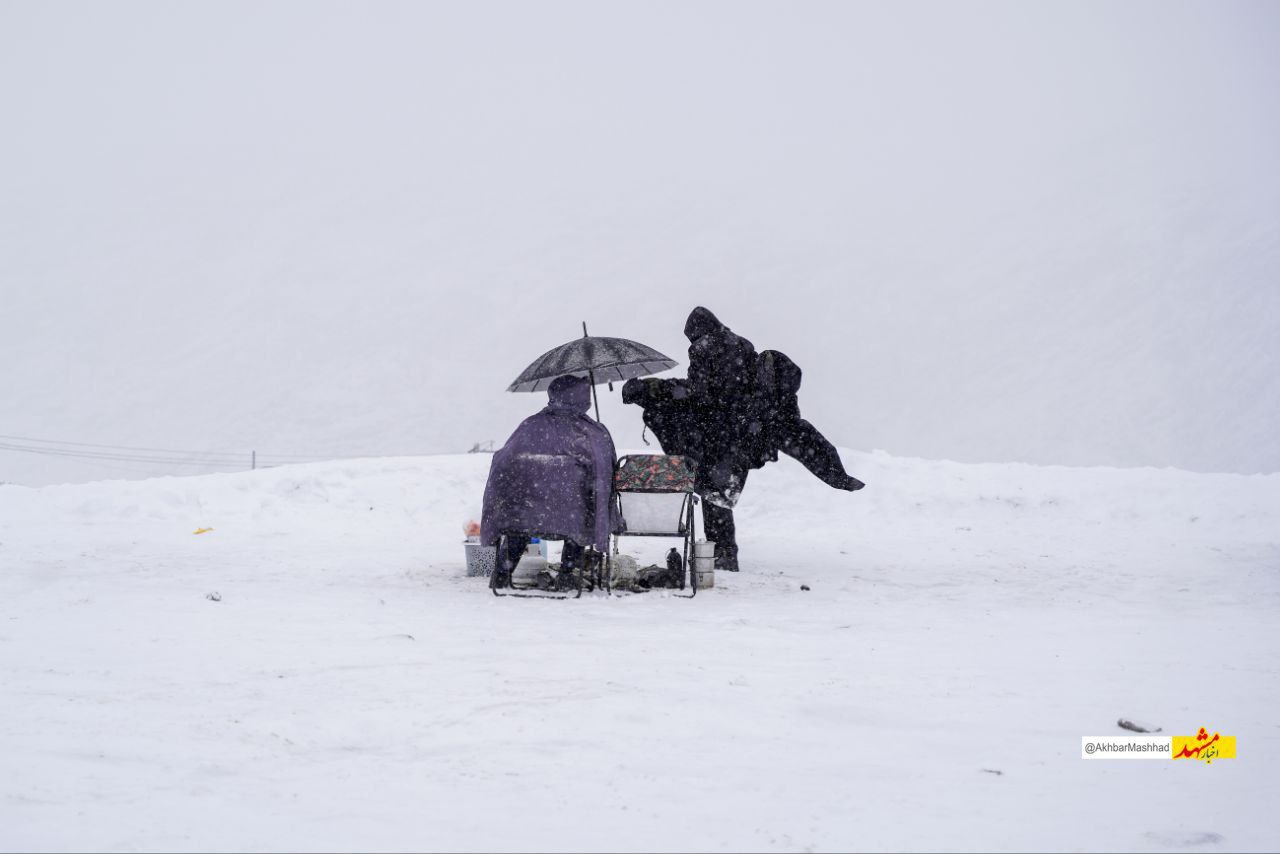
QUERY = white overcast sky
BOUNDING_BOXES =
[1,1,1277,484]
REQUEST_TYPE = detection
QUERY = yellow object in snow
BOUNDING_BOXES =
[194,527,214,535]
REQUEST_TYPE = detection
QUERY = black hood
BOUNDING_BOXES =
[683,306,725,342]
[758,350,802,396]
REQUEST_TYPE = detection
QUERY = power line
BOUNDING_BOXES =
[40,455,179,478]
[0,433,327,460]
[0,442,248,468]
[0,432,453,476]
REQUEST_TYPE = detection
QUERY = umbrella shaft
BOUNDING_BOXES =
[589,369,602,422]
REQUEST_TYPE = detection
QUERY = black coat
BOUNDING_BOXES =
[684,306,759,409]
[753,349,862,491]
[623,308,863,501]
[682,307,762,476]
[621,376,699,458]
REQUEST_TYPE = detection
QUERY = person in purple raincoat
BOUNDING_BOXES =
[482,374,622,588]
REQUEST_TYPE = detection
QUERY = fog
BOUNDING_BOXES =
[2,0,1277,485]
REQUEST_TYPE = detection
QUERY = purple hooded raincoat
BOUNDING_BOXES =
[481,375,621,551]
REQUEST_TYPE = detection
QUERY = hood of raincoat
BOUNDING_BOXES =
[683,306,726,343]
[481,374,620,551]
[757,350,802,397]
[546,374,591,415]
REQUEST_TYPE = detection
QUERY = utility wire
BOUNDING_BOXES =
[0,433,327,460]
[0,434,442,470]
[40,455,178,478]
[0,442,248,468]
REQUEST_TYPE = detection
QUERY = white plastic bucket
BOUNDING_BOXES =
[696,547,716,588]
[692,539,716,588]
[513,543,548,582]
[693,554,715,589]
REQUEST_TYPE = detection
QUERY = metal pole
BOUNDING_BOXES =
[252,450,256,470]
[583,321,601,422]
[588,369,601,422]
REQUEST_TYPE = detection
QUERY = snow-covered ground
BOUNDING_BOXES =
[2,450,1277,852]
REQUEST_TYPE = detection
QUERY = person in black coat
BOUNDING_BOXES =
[623,307,863,573]
[752,349,865,492]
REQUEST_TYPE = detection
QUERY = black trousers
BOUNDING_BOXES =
[699,467,748,572]
[776,418,862,490]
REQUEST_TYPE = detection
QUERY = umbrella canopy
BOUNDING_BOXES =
[507,335,678,393]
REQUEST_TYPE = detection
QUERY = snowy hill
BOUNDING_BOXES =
[2,2,1279,487]
[3,450,1278,851]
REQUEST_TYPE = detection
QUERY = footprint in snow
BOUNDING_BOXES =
[1144,831,1224,848]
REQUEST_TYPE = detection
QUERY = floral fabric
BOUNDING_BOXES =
[614,454,696,493]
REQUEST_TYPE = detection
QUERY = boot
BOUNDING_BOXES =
[554,568,579,592]
[715,545,740,573]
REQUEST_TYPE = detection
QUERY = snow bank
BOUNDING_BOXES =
[1,451,1277,852]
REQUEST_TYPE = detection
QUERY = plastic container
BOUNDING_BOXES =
[513,542,548,582]
[693,555,715,588]
[693,539,716,588]
[463,540,496,577]
[611,553,638,588]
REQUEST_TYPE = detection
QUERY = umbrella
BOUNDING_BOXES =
[508,323,678,420]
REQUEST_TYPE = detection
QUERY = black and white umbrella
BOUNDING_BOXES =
[508,324,678,419]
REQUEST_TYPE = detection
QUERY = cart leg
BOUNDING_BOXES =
[687,501,697,595]
[490,532,508,596]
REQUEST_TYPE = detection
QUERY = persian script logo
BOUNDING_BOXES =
[1081,726,1236,762]
[1172,727,1236,764]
